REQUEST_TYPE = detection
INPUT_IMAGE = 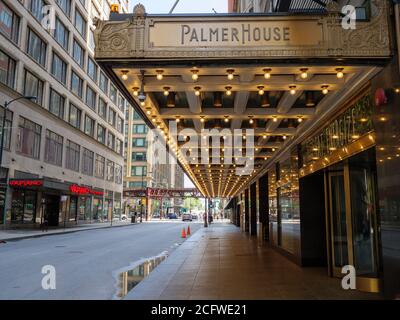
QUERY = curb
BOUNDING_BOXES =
[0,223,140,242]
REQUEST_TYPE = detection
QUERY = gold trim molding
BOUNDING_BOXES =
[94,0,391,61]
[299,132,376,177]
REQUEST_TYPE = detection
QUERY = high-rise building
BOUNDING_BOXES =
[0,0,128,228]
[123,106,185,217]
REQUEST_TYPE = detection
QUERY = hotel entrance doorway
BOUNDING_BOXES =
[326,148,381,292]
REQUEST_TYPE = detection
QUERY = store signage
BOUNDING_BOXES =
[9,180,43,187]
[69,185,104,196]
[149,20,322,48]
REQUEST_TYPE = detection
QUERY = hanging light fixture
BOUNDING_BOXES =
[163,87,170,96]
[213,92,222,107]
[194,86,201,96]
[336,68,344,79]
[272,116,278,122]
[200,116,205,123]
[297,116,303,123]
[261,91,270,107]
[263,68,272,79]
[225,86,232,96]
[257,85,265,95]
[132,87,139,96]
[121,70,129,81]
[300,68,309,79]
[321,85,329,95]
[175,116,180,123]
[227,69,235,80]
[289,85,297,95]
[224,116,229,123]
[191,69,199,81]
[156,70,164,80]
[167,92,175,107]
[249,116,254,124]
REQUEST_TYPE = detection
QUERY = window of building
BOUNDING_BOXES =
[132,138,146,147]
[65,140,81,172]
[98,98,107,119]
[95,154,105,179]
[117,116,124,133]
[81,148,94,176]
[56,0,71,17]
[133,124,147,134]
[0,0,20,43]
[88,29,95,51]
[86,85,96,109]
[66,140,80,171]
[74,9,86,38]
[51,52,67,84]
[97,124,105,144]
[44,129,63,166]
[99,71,108,94]
[71,70,83,98]
[132,111,142,120]
[87,57,97,82]
[129,181,146,188]
[110,83,117,104]
[26,28,47,66]
[16,116,41,159]
[68,103,81,129]
[116,138,123,155]
[132,152,146,162]
[84,115,94,137]
[54,17,69,49]
[0,107,12,150]
[106,160,114,181]
[115,164,122,184]
[131,166,147,176]
[108,108,116,126]
[0,50,16,89]
[72,39,85,68]
[29,0,46,22]
[107,131,115,150]
[118,94,125,112]
[49,88,65,118]
[24,70,43,106]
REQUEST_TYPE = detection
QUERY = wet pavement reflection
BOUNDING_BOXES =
[115,254,167,299]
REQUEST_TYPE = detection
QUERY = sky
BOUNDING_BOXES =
[129,0,228,14]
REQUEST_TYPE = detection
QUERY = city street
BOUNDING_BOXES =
[0,222,202,300]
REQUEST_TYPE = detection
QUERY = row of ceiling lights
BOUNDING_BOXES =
[124,67,345,81]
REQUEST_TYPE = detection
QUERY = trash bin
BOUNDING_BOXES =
[131,216,136,223]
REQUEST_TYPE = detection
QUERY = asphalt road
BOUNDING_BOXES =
[0,221,202,300]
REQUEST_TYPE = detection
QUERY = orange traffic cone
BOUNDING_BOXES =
[187,225,191,236]
[181,228,187,238]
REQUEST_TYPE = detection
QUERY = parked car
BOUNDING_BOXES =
[168,213,178,219]
[182,213,192,221]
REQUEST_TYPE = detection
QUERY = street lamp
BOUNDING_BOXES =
[1,96,36,228]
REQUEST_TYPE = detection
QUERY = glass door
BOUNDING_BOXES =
[328,171,352,277]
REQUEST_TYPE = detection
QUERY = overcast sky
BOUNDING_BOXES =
[129,0,228,14]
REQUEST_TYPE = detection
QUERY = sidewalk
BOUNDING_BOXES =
[125,223,380,300]
[0,221,137,242]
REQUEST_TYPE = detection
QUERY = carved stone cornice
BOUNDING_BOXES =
[94,0,392,61]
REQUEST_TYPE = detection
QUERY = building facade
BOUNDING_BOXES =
[0,0,129,228]
[123,106,185,217]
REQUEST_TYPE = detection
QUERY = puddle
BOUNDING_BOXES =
[113,252,168,299]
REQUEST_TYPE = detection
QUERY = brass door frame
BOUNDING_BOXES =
[326,162,354,278]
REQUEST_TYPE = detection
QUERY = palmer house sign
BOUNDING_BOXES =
[152,21,321,47]
[94,2,391,60]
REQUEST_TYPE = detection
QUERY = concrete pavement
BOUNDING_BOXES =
[0,221,202,300]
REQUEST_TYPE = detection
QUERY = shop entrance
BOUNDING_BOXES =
[325,148,380,292]
[44,195,60,227]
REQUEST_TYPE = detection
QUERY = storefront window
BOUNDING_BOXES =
[69,196,78,221]
[11,190,37,223]
[268,170,278,245]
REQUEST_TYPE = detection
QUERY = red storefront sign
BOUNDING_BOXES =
[69,185,104,196]
[9,180,43,187]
